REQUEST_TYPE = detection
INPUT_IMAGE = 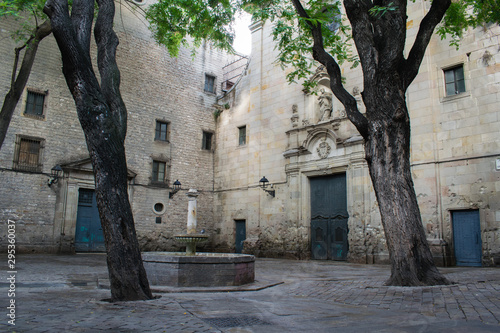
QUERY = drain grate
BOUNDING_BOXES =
[203,316,272,328]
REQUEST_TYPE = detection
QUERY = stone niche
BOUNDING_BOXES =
[142,252,255,287]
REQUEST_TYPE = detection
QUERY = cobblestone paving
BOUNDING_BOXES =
[1,255,499,332]
[8,287,220,332]
[287,267,500,325]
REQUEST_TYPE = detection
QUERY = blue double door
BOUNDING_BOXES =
[75,188,105,252]
[452,210,482,266]
[310,174,349,260]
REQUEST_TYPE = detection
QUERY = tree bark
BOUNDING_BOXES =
[292,0,452,285]
[363,76,449,286]
[0,20,52,150]
[43,0,152,301]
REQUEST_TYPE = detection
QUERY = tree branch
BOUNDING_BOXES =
[291,0,368,138]
[95,0,127,141]
[372,0,408,73]
[71,0,95,59]
[12,44,27,87]
[402,0,451,89]
[0,20,52,150]
[344,0,377,84]
[44,0,105,129]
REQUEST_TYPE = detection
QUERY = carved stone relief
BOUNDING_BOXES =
[290,104,299,128]
[316,139,331,159]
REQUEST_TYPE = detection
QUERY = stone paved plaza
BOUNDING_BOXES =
[1,254,499,332]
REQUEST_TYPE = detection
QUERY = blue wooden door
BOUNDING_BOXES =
[310,174,349,260]
[235,220,246,253]
[452,210,482,266]
[75,189,105,252]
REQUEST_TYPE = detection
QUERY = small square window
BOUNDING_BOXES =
[13,135,44,172]
[204,74,216,93]
[155,120,169,142]
[152,160,168,183]
[202,131,213,150]
[238,126,246,146]
[444,65,465,96]
[24,90,47,119]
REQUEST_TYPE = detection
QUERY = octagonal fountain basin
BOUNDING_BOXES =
[142,252,255,287]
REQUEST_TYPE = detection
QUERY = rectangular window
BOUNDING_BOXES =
[152,160,167,183]
[24,90,46,118]
[444,65,465,96]
[155,120,169,142]
[204,74,216,93]
[238,126,246,146]
[13,135,44,172]
[202,131,213,150]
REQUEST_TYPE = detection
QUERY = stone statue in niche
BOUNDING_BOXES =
[318,88,333,122]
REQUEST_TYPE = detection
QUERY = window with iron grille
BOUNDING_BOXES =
[13,135,44,172]
[202,131,213,150]
[24,90,47,119]
[78,188,94,204]
[444,65,465,96]
[152,160,168,184]
[238,126,246,146]
[204,74,216,93]
[155,120,169,142]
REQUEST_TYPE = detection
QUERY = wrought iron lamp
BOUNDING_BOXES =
[259,176,275,197]
[48,165,63,187]
[169,179,182,198]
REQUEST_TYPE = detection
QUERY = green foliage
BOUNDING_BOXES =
[437,0,500,49]
[247,0,356,90]
[213,108,222,120]
[142,0,498,88]
[0,0,49,42]
[369,2,398,18]
[145,0,355,89]
[145,0,236,57]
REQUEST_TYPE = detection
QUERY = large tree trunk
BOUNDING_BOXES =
[292,0,452,286]
[363,78,450,286]
[0,20,52,150]
[44,0,152,301]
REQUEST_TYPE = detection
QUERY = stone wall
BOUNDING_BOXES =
[1,0,499,266]
[214,1,500,266]
[0,1,228,253]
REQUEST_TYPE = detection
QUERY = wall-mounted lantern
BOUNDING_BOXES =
[48,165,63,187]
[259,176,275,197]
[169,179,182,198]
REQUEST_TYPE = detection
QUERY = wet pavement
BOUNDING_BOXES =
[0,254,499,332]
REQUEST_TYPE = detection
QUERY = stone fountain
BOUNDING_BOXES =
[142,189,255,287]
[173,189,208,255]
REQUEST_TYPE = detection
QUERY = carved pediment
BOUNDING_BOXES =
[61,157,137,179]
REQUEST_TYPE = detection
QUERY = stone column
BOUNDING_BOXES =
[186,189,199,235]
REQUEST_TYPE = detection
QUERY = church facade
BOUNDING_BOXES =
[212,2,500,266]
[0,1,499,266]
